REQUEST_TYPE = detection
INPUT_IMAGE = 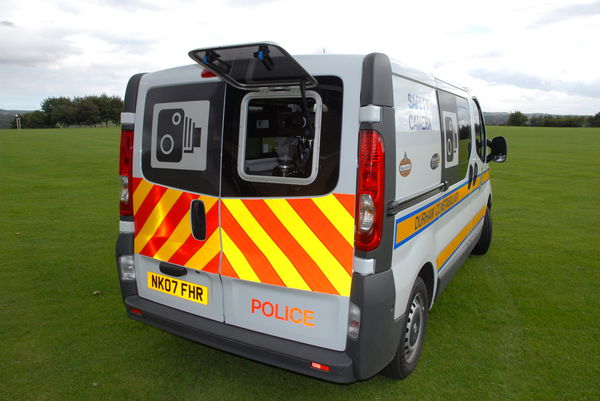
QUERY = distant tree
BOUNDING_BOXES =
[74,97,101,126]
[542,115,585,127]
[15,111,51,128]
[528,115,544,127]
[95,94,113,126]
[109,95,123,125]
[589,112,600,127]
[507,111,528,126]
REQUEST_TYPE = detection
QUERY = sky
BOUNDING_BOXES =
[1,0,599,115]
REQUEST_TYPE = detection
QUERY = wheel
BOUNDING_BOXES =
[472,207,492,255]
[383,277,428,379]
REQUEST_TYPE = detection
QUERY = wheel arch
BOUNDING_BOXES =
[417,262,436,309]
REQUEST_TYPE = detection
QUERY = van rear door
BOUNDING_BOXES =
[189,43,355,351]
[133,76,226,322]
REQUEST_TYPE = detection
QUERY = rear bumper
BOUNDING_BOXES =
[124,295,356,383]
[117,232,402,383]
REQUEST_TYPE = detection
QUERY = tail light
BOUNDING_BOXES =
[355,130,385,252]
[119,129,134,216]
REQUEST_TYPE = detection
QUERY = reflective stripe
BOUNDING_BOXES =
[265,199,351,296]
[132,179,355,296]
[224,199,311,291]
[185,230,221,270]
[134,189,181,253]
[437,205,487,270]
[312,195,355,246]
[221,230,260,282]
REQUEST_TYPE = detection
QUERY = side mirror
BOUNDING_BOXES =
[486,136,507,163]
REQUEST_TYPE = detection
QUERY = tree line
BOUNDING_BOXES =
[11,95,123,129]
[507,111,600,127]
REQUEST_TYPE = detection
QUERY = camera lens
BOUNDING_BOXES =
[160,134,175,155]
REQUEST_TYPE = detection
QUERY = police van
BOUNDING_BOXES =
[116,42,507,383]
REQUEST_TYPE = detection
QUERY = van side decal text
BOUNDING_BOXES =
[394,170,490,249]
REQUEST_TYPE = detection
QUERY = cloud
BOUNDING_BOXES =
[534,0,600,25]
[0,26,82,67]
[225,0,280,7]
[471,68,600,99]
[1,20,16,27]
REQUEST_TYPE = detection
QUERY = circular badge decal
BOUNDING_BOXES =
[399,152,413,177]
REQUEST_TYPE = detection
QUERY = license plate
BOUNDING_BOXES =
[147,272,208,305]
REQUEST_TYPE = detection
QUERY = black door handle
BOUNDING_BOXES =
[473,164,479,187]
[190,199,206,241]
[468,164,474,189]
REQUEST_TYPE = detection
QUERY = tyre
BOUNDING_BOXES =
[383,276,428,380]
[472,207,492,255]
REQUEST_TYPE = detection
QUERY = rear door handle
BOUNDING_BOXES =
[190,199,206,241]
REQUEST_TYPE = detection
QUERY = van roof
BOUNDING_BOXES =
[142,53,469,99]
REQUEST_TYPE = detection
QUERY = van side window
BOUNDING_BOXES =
[438,91,471,186]
[472,100,486,161]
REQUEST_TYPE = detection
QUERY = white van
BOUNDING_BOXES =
[116,42,507,383]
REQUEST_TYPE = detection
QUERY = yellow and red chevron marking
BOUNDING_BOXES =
[221,194,355,297]
[132,177,356,297]
[132,178,220,273]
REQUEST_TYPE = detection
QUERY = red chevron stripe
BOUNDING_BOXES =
[203,253,220,275]
[221,255,239,279]
[131,177,142,194]
[334,193,356,217]
[288,198,353,274]
[244,199,339,295]
[134,185,168,234]
[221,204,285,286]
[167,204,219,268]
[139,192,198,257]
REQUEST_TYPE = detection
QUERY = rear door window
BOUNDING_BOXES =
[238,90,322,185]
[221,76,344,198]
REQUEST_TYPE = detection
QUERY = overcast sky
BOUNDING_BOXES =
[1,0,599,114]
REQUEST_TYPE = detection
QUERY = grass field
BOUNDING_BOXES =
[1,126,598,401]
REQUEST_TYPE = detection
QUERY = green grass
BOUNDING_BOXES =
[1,126,598,400]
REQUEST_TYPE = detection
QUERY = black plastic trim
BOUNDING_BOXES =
[124,296,356,383]
[123,73,146,113]
[356,54,396,272]
[115,233,137,298]
[435,236,477,299]
[360,53,394,107]
[347,270,403,379]
[120,215,134,222]
[159,262,187,277]
[387,182,447,216]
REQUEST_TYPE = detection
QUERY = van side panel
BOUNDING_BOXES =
[389,74,443,316]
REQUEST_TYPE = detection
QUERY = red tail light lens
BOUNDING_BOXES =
[119,129,134,216]
[355,130,385,252]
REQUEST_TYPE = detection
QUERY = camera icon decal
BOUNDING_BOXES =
[442,111,459,168]
[151,101,210,171]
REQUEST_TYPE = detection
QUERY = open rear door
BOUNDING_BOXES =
[189,42,318,90]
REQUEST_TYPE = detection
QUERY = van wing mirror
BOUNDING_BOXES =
[189,42,318,90]
[486,136,507,163]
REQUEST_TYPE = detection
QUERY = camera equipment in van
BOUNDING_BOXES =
[238,92,322,183]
